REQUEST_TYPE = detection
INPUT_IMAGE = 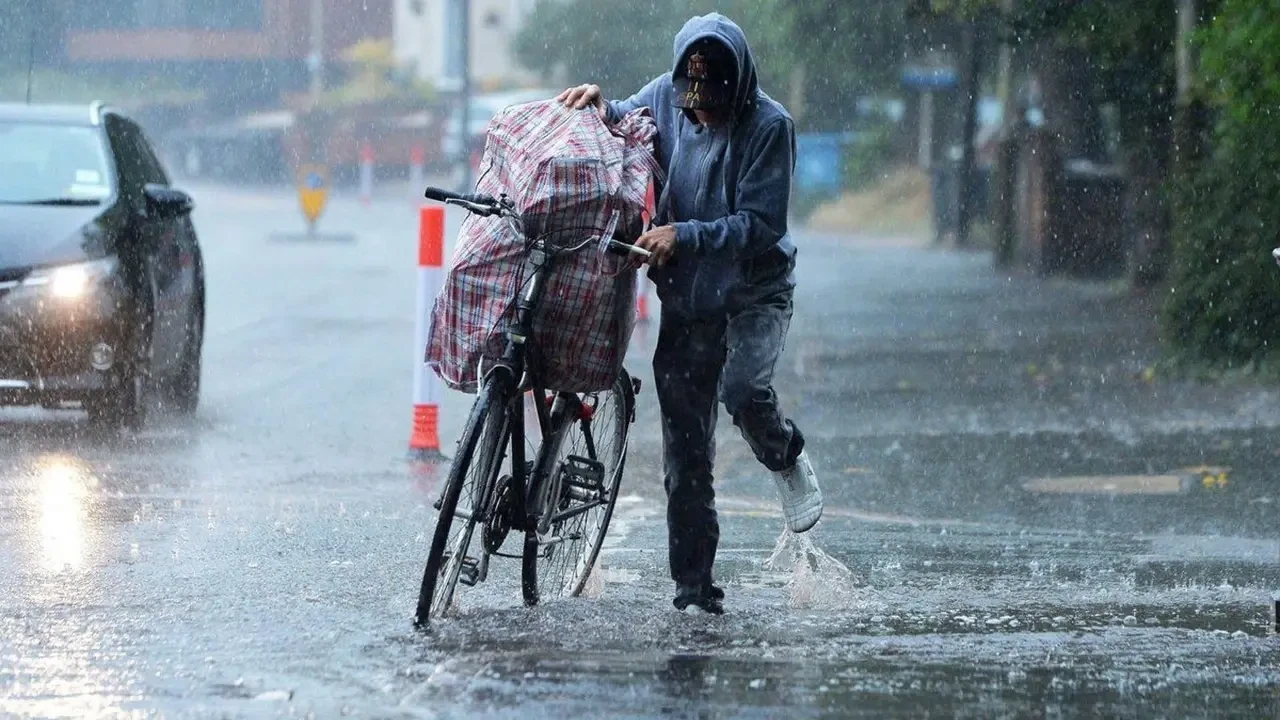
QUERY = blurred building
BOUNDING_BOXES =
[61,0,392,113]
[393,0,540,91]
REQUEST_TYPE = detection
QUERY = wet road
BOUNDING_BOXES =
[1,184,1277,718]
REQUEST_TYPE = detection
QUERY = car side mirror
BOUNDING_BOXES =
[144,184,194,219]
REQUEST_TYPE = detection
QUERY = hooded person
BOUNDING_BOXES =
[556,12,822,615]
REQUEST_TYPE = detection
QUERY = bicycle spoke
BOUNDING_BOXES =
[432,407,509,616]
[530,378,628,599]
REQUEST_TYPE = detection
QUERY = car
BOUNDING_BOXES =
[0,102,205,431]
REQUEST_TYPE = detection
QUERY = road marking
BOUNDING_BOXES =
[1022,474,1191,495]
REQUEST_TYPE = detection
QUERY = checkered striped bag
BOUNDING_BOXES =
[426,101,660,394]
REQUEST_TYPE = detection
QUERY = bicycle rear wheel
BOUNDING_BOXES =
[415,380,509,626]
[521,371,634,606]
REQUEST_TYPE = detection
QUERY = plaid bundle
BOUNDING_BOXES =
[426,101,660,394]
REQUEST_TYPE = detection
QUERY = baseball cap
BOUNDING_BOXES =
[672,39,736,110]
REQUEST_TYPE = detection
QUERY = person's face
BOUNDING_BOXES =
[693,108,726,127]
[676,39,734,125]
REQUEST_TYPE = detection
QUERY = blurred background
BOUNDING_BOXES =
[1,4,1278,715]
[0,0,1276,412]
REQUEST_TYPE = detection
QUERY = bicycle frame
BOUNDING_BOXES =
[472,220,592,542]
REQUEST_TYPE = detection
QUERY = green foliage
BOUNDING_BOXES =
[1059,1,1175,150]
[513,0,904,132]
[320,39,435,109]
[513,0,681,100]
[788,0,906,132]
[1163,0,1280,364]
[843,124,897,192]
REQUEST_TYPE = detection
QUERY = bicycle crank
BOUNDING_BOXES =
[482,473,519,553]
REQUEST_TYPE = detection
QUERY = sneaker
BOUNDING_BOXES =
[772,450,823,533]
[673,584,725,615]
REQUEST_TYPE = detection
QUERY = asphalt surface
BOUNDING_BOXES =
[1,182,1277,719]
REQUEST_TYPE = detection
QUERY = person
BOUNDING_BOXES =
[557,12,821,615]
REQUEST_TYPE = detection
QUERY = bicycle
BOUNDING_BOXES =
[414,185,651,628]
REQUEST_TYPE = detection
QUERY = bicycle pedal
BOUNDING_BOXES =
[562,455,605,488]
[457,556,482,587]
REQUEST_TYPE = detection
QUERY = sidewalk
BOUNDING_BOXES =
[608,228,1280,601]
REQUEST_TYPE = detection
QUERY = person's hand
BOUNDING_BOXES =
[635,225,678,267]
[556,84,606,118]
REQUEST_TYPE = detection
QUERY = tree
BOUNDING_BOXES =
[513,0,689,103]
[1163,0,1280,366]
[786,0,907,132]
[513,0,905,133]
[321,39,435,108]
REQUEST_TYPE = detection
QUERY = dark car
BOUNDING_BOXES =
[0,102,204,430]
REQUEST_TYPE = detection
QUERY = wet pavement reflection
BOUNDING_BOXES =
[0,186,1276,718]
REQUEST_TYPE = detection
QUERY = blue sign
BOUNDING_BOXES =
[795,133,851,197]
[902,65,958,89]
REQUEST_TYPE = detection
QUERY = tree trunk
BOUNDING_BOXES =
[1132,0,1207,289]
[955,22,982,247]
[1036,44,1105,161]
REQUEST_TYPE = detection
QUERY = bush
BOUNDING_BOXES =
[1164,0,1280,366]
[842,123,896,193]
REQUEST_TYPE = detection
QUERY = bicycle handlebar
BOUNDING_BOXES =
[424,185,675,265]
[424,186,503,216]
[423,186,496,206]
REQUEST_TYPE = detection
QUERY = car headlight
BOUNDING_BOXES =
[23,258,118,300]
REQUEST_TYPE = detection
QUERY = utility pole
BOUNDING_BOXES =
[25,24,36,104]
[995,0,1014,120]
[1175,0,1196,103]
[1139,0,1204,288]
[309,0,325,105]
[457,0,473,191]
[955,20,981,247]
[992,0,1018,266]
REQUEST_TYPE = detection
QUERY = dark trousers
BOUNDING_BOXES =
[653,268,805,590]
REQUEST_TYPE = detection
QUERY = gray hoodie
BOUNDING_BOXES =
[606,12,796,318]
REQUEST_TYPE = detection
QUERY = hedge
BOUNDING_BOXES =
[1163,0,1280,366]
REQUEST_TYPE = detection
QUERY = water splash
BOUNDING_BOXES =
[578,557,605,599]
[764,528,880,610]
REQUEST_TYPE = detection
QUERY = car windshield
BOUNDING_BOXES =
[0,122,113,204]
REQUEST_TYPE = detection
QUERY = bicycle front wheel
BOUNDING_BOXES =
[415,379,509,626]
[521,371,634,607]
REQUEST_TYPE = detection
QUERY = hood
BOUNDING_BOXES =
[672,13,759,121]
[0,204,106,272]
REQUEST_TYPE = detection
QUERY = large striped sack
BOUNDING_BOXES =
[426,100,660,394]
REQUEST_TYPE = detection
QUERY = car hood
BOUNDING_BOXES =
[0,204,109,271]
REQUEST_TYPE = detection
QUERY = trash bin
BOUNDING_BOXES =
[1056,160,1127,277]
[795,133,846,199]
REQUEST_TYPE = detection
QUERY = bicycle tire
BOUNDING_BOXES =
[414,380,508,626]
[521,371,634,607]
